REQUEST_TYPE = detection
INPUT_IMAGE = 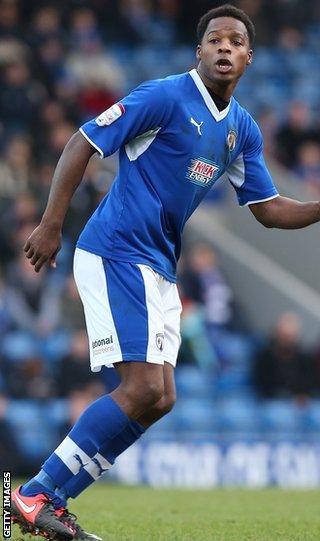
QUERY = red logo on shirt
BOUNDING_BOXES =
[186,157,219,186]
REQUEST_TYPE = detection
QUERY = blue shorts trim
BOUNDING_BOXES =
[102,259,148,362]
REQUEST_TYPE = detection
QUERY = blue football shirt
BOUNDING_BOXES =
[77,69,278,282]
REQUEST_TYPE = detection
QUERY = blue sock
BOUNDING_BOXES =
[19,480,67,509]
[42,395,129,488]
[56,420,145,499]
[21,470,56,495]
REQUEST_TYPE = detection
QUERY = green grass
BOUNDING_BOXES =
[11,484,320,541]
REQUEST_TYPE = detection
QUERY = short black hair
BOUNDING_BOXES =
[197,4,255,47]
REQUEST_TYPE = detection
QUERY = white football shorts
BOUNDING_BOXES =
[73,248,182,372]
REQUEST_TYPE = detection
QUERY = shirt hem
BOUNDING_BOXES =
[240,193,279,207]
[79,127,105,158]
[76,242,177,283]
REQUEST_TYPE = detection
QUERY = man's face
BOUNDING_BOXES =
[197,17,253,87]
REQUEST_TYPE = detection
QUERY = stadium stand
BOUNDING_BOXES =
[1,1,320,476]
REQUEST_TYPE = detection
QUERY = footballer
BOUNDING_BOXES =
[11,4,320,540]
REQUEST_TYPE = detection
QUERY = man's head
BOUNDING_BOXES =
[196,4,255,97]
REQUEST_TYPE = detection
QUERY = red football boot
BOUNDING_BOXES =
[11,486,74,540]
[55,507,102,540]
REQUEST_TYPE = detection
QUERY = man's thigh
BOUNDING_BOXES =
[73,249,167,371]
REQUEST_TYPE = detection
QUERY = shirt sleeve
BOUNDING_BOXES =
[79,80,170,158]
[226,117,279,206]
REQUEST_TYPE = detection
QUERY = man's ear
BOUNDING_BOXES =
[247,49,253,65]
[196,44,201,61]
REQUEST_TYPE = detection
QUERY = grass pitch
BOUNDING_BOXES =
[11,483,320,541]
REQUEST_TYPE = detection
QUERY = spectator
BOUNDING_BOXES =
[178,244,237,370]
[0,0,21,38]
[186,243,234,329]
[0,393,25,474]
[5,252,61,337]
[257,107,278,158]
[55,329,103,399]
[55,328,112,433]
[65,8,124,99]
[0,270,12,335]
[0,134,35,197]
[27,5,65,48]
[59,275,85,331]
[254,312,313,399]
[118,0,162,45]
[3,353,55,399]
[311,342,320,396]
[46,120,77,161]
[277,25,304,50]
[0,195,39,268]
[63,153,110,243]
[0,60,46,133]
[276,101,319,169]
[36,37,67,94]
[295,141,320,193]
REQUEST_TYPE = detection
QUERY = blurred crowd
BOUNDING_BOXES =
[178,243,320,400]
[0,0,319,198]
[1,0,320,471]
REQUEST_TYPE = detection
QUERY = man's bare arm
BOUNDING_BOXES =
[249,195,320,229]
[24,131,96,272]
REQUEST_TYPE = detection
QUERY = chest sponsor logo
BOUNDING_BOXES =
[186,157,220,187]
[95,103,125,126]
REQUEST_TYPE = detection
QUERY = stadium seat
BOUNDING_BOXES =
[216,397,260,433]
[5,400,65,459]
[42,399,69,428]
[175,366,215,399]
[146,412,176,439]
[300,400,320,433]
[171,398,218,434]
[259,400,298,433]
[6,400,48,459]
[1,332,40,361]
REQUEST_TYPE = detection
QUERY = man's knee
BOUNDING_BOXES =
[153,390,176,418]
[115,377,165,416]
[137,380,165,408]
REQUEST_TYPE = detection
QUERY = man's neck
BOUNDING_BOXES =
[206,86,230,112]
[196,65,235,103]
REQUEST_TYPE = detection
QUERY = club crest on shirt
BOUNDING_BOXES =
[186,157,220,187]
[227,129,237,151]
[95,103,125,126]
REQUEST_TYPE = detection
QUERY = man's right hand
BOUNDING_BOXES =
[23,223,62,273]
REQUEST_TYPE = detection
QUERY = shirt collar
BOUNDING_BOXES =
[189,68,232,122]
